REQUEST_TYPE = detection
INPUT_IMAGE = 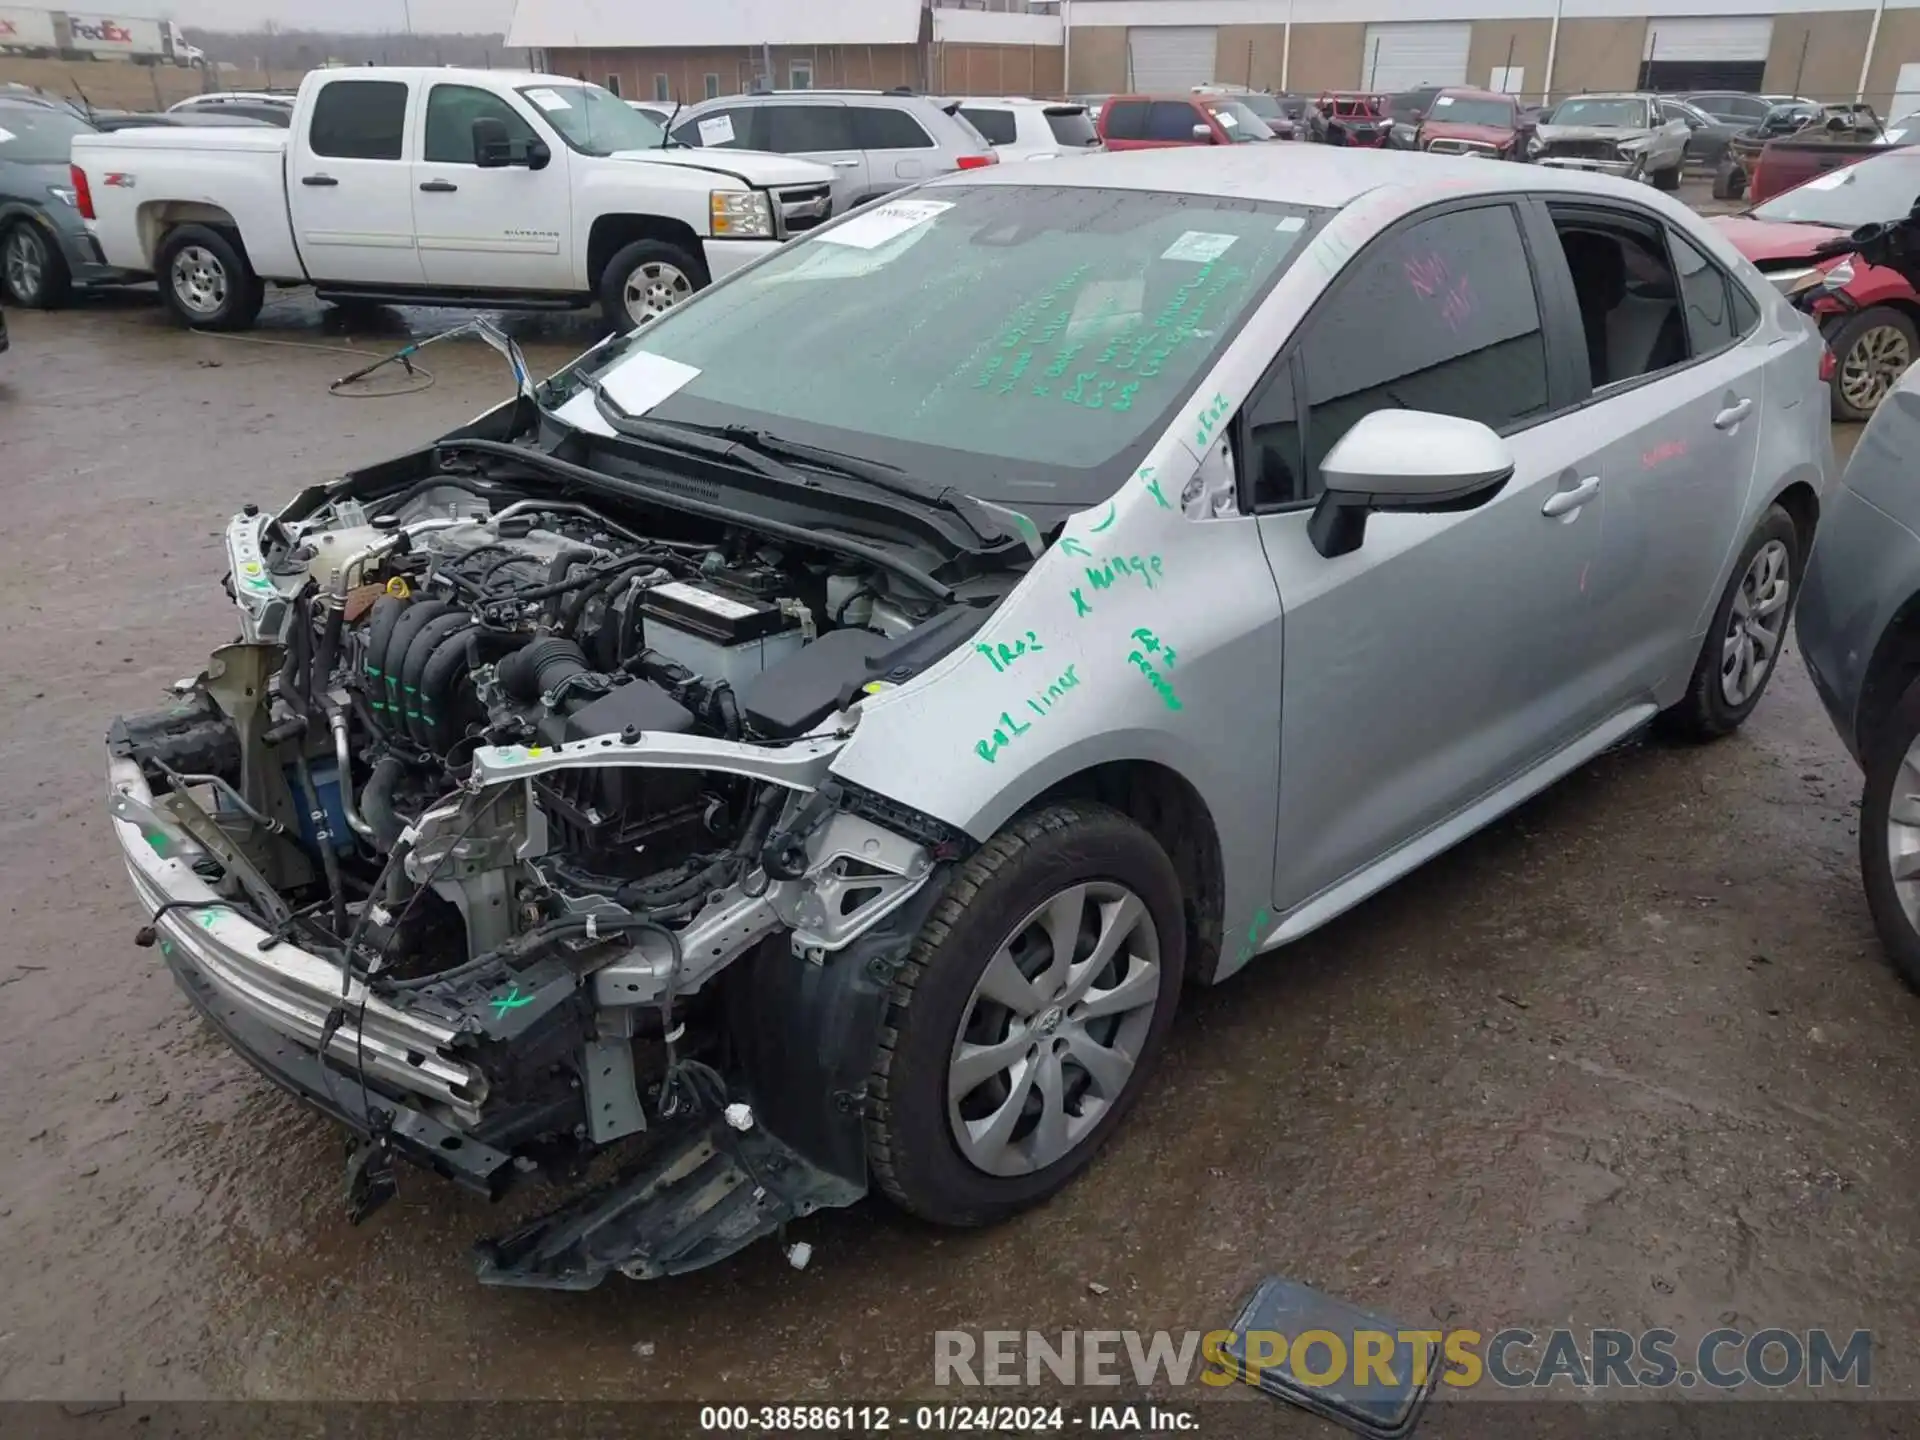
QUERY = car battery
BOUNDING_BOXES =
[639,579,805,692]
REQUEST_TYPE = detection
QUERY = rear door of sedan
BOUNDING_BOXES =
[1526,198,1768,704]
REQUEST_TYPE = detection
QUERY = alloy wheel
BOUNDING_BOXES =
[622,262,692,327]
[1840,324,1913,413]
[171,245,229,318]
[4,226,46,303]
[1720,538,1792,708]
[946,881,1161,1178]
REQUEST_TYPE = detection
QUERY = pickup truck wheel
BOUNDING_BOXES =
[1711,158,1747,201]
[600,239,708,332]
[864,802,1186,1227]
[3,221,71,307]
[155,225,263,331]
[1828,307,1917,421]
[1652,163,1682,192]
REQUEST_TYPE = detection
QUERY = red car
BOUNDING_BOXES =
[1416,87,1526,159]
[1095,93,1277,150]
[1715,146,1920,420]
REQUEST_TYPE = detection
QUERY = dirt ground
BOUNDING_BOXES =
[2,257,1917,1419]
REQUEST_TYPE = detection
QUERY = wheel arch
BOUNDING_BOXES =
[585,212,704,291]
[1853,590,1920,764]
[142,202,251,272]
[1014,759,1229,988]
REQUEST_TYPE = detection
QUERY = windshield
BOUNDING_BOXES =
[570,185,1323,510]
[1428,95,1515,127]
[1203,99,1273,141]
[1044,106,1099,147]
[1231,93,1283,120]
[517,83,664,154]
[0,104,94,162]
[1547,98,1648,129]
[1750,151,1920,229]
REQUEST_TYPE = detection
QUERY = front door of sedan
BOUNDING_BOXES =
[1240,201,1611,916]
[1532,202,1766,702]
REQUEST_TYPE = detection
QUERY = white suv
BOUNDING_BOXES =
[951,97,1103,160]
[672,90,997,208]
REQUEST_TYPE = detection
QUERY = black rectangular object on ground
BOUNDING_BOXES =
[640,580,793,646]
[1221,1277,1440,1439]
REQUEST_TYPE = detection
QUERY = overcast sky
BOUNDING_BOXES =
[173,0,518,32]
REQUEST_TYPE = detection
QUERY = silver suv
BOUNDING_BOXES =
[670,89,997,209]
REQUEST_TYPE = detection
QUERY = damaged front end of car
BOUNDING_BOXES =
[106,428,1017,1289]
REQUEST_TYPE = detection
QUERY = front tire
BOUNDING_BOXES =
[1859,675,1920,991]
[1653,163,1682,192]
[1658,504,1800,741]
[1711,158,1747,201]
[154,224,263,330]
[864,802,1187,1227]
[1827,306,1917,421]
[2,221,72,308]
[599,238,708,333]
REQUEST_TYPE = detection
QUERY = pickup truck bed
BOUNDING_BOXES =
[1714,130,1887,203]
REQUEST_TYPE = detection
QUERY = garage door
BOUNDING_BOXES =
[1361,22,1470,92]
[1640,16,1771,92]
[1127,26,1217,91]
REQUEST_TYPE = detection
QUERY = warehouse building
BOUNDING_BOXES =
[507,0,1066,105]
[506,0,1920,116]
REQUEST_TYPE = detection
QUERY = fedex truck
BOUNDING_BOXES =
[0,8,195,64]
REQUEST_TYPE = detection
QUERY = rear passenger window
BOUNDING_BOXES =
[1146,101,1203,141]
[960,106,1017,146]
[765,104,855,152]
[309,80,408,160]
[1302,205,1550,482]
[1669,230,1738,354]
[1102,100,1147,140]
[851,107,933,149]
[1729,276,1762,337]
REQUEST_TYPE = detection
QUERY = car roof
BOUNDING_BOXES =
[950,96,1080,109]
[1556,91,1655,101]
[1434,86,1514,101]
[924,139,1665,208]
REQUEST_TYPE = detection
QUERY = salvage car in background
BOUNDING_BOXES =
[1194,85,1305,139]
[108,145,1825,1287]
[1530,93,1688,190]
[953,97,1102,160]
[0,95,139,308]
[73,66,837,331]
[1097,93,1275,149]
[1714,147,1920,418]
[1715,103,1887,202]
[1307,91,1391,147]
[1416,88,1526,158]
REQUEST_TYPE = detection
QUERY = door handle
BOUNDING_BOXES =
[1541,476,1600,517]
[830,159,860,168]
[301,174,338,187]
[1714,397,1753,430]
[419,180,459,192]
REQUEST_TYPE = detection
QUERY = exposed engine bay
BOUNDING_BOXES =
[108,445,1025,1286]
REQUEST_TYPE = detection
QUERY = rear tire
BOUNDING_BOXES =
[2,221,72,308]
[864,802,1187,1228]
[1826,306,1918,421]
[598,238,708,333]
[154,224,263,331]
[1859,674,1920,991]
[1657,504,1800,741]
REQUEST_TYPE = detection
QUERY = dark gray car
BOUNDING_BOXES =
[1798,366,1920,989]
[0,98,134,308]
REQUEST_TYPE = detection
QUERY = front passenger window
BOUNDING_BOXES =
[424,84,537,165]
[1300,205,1550,482]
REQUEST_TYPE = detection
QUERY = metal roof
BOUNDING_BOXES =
[506,0,925,51]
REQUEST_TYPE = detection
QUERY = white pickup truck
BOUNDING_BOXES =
[71,66,837,331]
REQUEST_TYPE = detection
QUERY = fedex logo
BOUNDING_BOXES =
[71,19,135,43]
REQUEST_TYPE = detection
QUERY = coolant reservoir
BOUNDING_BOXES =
[304,526,388,589]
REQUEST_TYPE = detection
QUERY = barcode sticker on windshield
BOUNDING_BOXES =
[1217,110,1239,128]
[1804,168,1853,190]
[1275,216,1306,233]
[697,113,736,145]
[0,128,14,144]
[816,198,953,250]
[1434,95,1455,107]
[526,88,572,112]
[1161,231,1238,263]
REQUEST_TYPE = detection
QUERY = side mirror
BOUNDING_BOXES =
[473,115,513,167]
[1306,410,1514,559]
[1193,122,1214,142]
[526,138,552,170]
